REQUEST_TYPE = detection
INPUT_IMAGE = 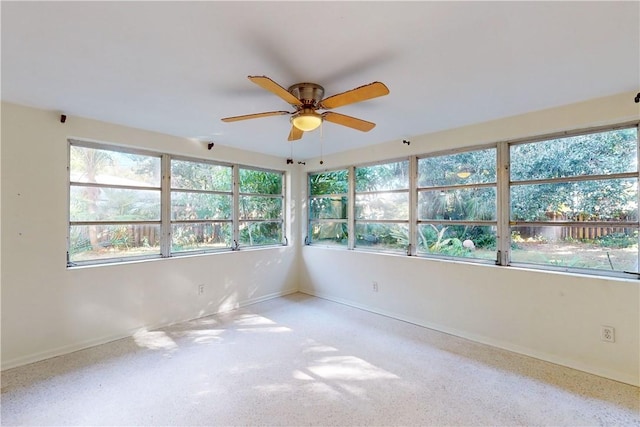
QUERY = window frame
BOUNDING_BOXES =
[505,123,640,278]
[307,168,350,247]
[169,155,234,256]
[354,158,411,254]
[237,165,286,248]
[305,121,640,280]
[416,144,499,263]
[68,140,164,265]
[67,140,287,267]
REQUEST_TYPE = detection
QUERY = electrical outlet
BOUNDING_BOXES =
[198,284,205,295]
[601,326,615,343]
[372,281,379,292]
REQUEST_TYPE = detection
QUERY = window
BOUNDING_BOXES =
[308,169,348,246]
[69,143,162,263]
[171,159,233,253]
[417,147,497,261]
[509,127,638,274]
[238,168,284,247]
[305,122,639,278]
[68,141,286,266]
[355,160,409,252]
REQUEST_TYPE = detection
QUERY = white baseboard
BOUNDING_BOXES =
[300,289,639,387]
[1,288,298,372]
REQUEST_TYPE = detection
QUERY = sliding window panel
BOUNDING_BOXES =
[171,160,232,191]
[355,222,409,252]
[171,222,232,253]
[308,169,349,246]
[308,220,348,246]
[510,128,638,182]
[417,224,497,261]
[418,188,496,221]
[356,160,409,192]
[70,187,161,222]
[418,148,496,187]
[310,170,349,195]
[354,160,409,253]
[238,168,284,247]
[69,224,161,262]
[170,159,234,254]
[239,196,282,220]
[416,147,497,262]
[239,221,282,246]
[239,168,282,194]
[511,179,638,222]
[309,197,348,220]
[510,225,638,273]
[69,143,163,265]
[171,192,232,221]
[355,192,409,221]
[70,145,161,187]
[508,125,639,276]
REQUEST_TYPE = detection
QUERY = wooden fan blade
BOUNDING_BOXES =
[221,111,290,122]
[320,81,389,109]
[288,125,303,141]
[323,112,376,132]
[248,76,303,106]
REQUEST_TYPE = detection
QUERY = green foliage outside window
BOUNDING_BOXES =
[171,160,233,252]
[510,129,638,222]
[69,145,285,263]
[239,168,283,246]
[69,145,162,261]
[309,170,348,245]
[417,148,497,257]
[355,161,409,252]
[307,127,639,274]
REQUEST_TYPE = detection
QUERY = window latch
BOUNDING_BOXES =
[231,240,240,251]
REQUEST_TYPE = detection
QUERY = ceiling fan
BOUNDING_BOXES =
[221,76,389,141]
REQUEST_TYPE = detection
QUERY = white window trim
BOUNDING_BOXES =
[67,140,287,267]
[306,121,640,280]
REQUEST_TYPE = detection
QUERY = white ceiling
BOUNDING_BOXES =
[2,1,639,159]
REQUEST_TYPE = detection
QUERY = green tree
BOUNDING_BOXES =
[510,129,637,222]
[239,169,283,246]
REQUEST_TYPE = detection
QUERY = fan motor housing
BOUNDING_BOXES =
[288,83,324,107]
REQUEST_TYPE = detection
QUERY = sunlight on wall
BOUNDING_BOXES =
[218,289,239,313]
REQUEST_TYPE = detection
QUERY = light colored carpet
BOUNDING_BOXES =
[2,293,639,426]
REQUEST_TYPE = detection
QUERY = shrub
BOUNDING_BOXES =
[595,232,637,249]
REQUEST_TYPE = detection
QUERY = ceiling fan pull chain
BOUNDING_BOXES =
[319,122,324,165]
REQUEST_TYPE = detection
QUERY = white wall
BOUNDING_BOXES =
[2,93,639,386]
[1,102,302,369]
[299,91,640,386]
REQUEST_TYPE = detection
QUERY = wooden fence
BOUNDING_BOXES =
[547,212,629,240]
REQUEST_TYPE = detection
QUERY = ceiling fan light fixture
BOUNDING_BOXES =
[291,109,322,132]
